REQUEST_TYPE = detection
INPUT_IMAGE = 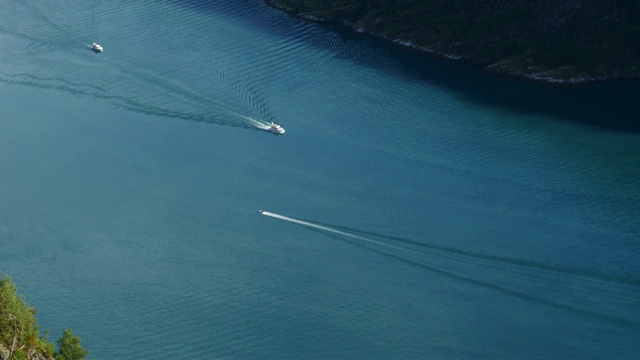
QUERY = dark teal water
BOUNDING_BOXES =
[1,0,639,358]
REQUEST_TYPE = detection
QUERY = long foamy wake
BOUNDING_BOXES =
[261,211,407,252]
[259,210,640,330]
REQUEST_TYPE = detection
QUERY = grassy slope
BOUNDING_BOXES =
[269,0,640,81]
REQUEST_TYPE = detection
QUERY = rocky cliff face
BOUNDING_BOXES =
[0,343,54,360]
[266,0,640,83]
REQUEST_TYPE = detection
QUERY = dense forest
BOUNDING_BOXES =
[0,275,88,360]
[267,0,640,82]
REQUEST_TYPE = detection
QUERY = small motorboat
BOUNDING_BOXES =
[267,122,285,135]
[92,42,103,52]
[259,210,264,214]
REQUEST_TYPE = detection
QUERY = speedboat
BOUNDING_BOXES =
[258,210,264,214]
[267,122,285,135]
[92,42,103,52]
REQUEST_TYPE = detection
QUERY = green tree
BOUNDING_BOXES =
[9,349,27,360]
[56,329,88,360]
[0,275,40,349]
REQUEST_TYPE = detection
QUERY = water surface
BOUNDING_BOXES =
[1,0,639,358]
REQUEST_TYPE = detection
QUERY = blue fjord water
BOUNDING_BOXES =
[1,0,639,358]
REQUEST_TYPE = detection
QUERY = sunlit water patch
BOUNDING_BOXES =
[0,0,300,130]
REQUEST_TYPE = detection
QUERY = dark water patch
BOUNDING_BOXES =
[314,22,640,133]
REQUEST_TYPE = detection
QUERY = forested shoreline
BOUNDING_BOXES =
[265,0,640,83]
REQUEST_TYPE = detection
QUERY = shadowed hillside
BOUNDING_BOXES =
[266,0,640,83]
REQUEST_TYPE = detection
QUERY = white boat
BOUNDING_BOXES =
[92,42,103,52]
[267,122,285,135]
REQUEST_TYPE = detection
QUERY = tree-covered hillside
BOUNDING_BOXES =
[267,0,640,82]
[0,275,88,360]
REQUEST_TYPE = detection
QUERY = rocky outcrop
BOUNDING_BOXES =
[0,344,9,360]
[0,343,54,360]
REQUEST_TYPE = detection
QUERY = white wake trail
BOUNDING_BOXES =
[260,211,406,251]
[242,115,271,129]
